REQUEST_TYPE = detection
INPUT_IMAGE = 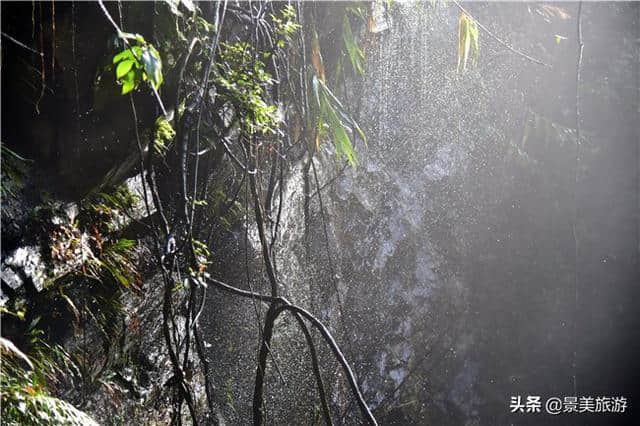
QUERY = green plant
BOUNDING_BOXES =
[1,144,31,197]
[48,186,142,289]
[216,42,279,135]
[99,238,139,288]
[312,75,366,167]
[271,5,301,48]
[0,337,98,426]
[112,33,164,95]
[154,115,176,155]
[343,15,365,75]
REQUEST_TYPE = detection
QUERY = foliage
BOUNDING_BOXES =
[47,186,141,289]
[343,15,365,75]
[83,188,141,288]
[93,185,139,220]
[271,5,301,48]
[0,337,33,369]
[3,2,374,424]
[457,13,479,73]
[0,337,97,426]
[112,33,164,95]
[312,75,366,167]
[1,144,31,197]
[308,23,366,167]
[98,238,139,288]
[216,42,279,135]
[154,115,176,155]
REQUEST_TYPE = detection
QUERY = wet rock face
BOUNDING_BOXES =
[235,5,495,422]
[272,3,639,425]
[1,168,152,294]
[2,246,48,292]
[0,184,82,296]
[316,5,485,422]
[0,162,168,423]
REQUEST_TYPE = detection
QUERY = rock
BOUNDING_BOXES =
[2,246,47,292]
[51,202,80,225]
[108,174,156,232]
[1,266,23,290]
[124,173,156,220]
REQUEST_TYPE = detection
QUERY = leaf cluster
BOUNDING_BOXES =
[312,76,366,168]
[154,115,176,155]
[271,5,301,48]
[343,15,365,76]
[216,42,279,135]
[112,33,164,95]
[0,335,97,426]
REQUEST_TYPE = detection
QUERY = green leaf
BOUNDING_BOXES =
[113,238,136,250]
[140,46,163,89]
[328,104,357,167]
[312,75,365,164]
[112,49,133,64]
[121,71,136,95]
[343,16,365,75]
[0,337,34,369]
[317,78,347,111]
[105,263,129,287]
[59,291,80,322]
[154,116,175,154]
[115,59,135,79]
[131,45,143,60]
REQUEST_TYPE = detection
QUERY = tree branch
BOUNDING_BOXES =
[451,0,551,68]
[293,313,334,426]
[203,275,377,426]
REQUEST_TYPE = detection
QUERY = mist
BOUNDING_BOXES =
[1,1,638,425]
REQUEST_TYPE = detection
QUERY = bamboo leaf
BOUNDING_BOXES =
[343,15,365,75]
[457,13,479,73]
[311,75,365,165]
[312,75,322,107]
[311,31,326,82]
